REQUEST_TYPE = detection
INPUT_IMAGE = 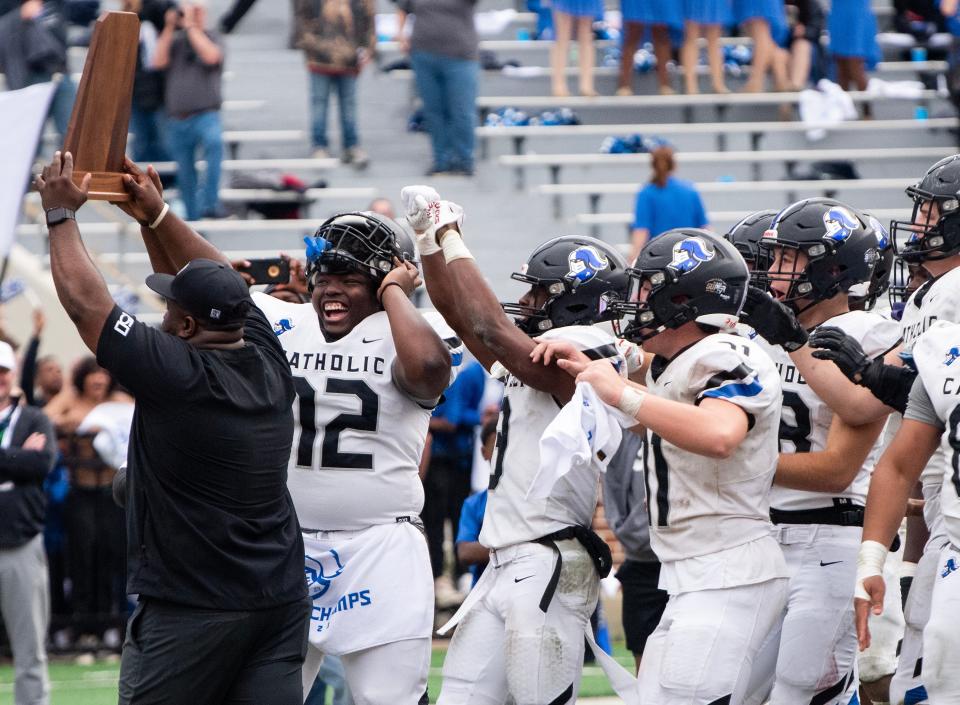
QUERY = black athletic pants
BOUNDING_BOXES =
[118,596,310,705]
[421,453,474,580]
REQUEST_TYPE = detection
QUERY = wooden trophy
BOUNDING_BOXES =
[62,11,140,201]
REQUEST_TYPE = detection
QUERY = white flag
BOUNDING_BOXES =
[0,82,57,257]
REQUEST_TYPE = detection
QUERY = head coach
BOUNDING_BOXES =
[35,152,309,705]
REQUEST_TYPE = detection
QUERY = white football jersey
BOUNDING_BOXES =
[912,321,960,547]
[643,333,782,563]
[900,267,960,538]
[252,292,462,530]
[479,325,623,550]
[757,310,901,511]
[900,266,960,353]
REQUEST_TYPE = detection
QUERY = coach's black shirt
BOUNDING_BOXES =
[97,305,305,610]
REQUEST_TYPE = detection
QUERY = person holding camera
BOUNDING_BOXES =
[153,0,226,220]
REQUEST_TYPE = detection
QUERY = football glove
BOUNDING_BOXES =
[740,286,808,352]
[808,326,916,413]
[400,185,464,257]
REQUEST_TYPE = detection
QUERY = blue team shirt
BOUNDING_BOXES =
[632,175,709,238]
[456,489,488,586]
[431,360,486,459]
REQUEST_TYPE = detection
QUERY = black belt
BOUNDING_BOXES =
[534,525,612,614]
[770,504,865,527]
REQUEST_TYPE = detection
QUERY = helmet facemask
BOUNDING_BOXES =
[890,190,960,263]
[304,213,403,291]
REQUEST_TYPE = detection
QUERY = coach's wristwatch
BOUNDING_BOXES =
[45,207,76,227]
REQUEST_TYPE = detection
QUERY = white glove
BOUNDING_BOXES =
[400,185,464,256]
[615,338,644,376]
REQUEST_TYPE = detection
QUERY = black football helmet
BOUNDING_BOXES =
[849,212,894,310]
[890,154,960,263]
[304,211,414,288]
[724,209,778,270]
[612,228,749,343]
[755,198,878,312]
[501,236,630,335]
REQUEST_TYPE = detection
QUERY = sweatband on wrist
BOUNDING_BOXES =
[899,561,918,579]
[441,232,474,264]
[416,230,442,257]
[854,540,889,601]
[149,202,170,230]
[617,386,646,418]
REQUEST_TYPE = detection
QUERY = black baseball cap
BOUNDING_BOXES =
[146,259,251,327]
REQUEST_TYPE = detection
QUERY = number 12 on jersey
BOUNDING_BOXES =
[294,377,380,470]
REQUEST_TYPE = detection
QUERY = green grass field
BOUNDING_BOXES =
[0,643,631,704]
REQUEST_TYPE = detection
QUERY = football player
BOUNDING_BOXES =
[724,209,778,272]
[739,199,900,705]
[401,186,631,705]
[854,320,960,705]
[114,165,461,704]
[249,212,464,705]
[809,156,960,705]
[539,228,789,704]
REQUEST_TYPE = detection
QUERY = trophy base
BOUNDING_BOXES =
[75,171,130,202]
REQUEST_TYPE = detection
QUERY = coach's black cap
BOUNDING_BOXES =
[146,259,251,326]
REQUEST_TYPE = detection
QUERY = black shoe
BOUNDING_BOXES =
[425,166,451,176]
[448,167,475,177]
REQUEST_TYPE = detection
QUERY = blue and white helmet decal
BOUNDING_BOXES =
[867,215,890,250]
[304,549,345,599]
[945,346,960,366]
[564,245,610,288]
[822,206,859,243]
[668,236,714,274]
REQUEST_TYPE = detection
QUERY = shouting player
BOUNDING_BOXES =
[401,186,630,705]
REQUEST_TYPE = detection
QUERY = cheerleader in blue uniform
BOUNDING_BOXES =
[681,0,733,93]
[828,0,878,96]
[618,1,682,95]
[733,0,788,91]
[550,0,604,96]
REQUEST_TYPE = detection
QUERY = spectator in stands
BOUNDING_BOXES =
[125,0,172,164]
[829,0,879,114]
[603,432,668,671]
[153,0,226,220]
[20,309,63,408]
[549,0,602,96]
[0,0,77,142]
[295,0,374,169]
[680,0,732,94]
[454,417,498,590]
[396,0,479,176]
[422,358,486,605]
[45,358,131,655]
[0,340,57,705]
[735,0,788,92]
[782,0,826,90]
[618,1,680,95]
[629,144,709,260]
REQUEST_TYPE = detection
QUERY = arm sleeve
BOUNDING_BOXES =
[633,189,651,230]
[96,305,194,401]
[903,376,947,431]
[455,493,484,543]
[690,345,779,419]
[20,336,39,407]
